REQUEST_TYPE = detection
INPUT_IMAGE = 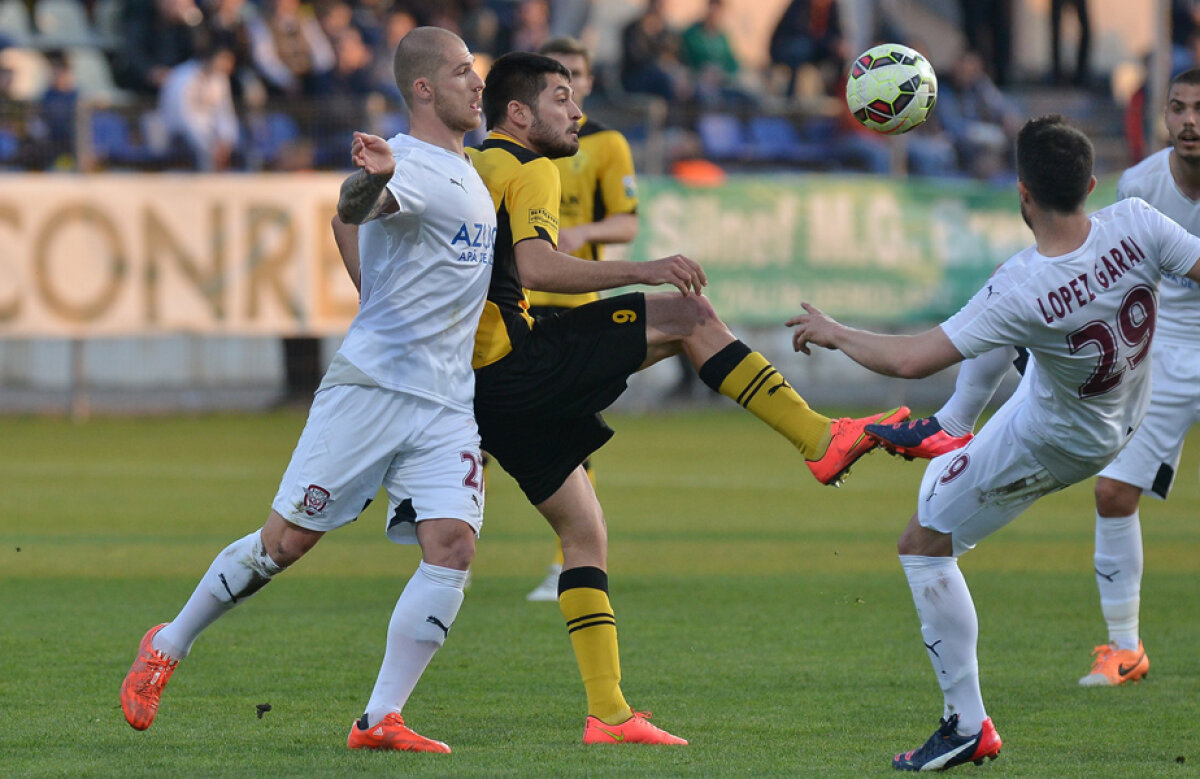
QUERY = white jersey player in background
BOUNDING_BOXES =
[865,68,1200,689]
[789,115,1200,772]
[120,27,493,753]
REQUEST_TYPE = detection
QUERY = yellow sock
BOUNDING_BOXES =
[558,567,631,725]
[698,341,831,459]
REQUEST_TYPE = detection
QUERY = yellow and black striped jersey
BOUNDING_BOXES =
[527,114,638,309]
[466,131,562,368]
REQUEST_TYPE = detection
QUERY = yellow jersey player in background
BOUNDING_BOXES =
[524,37,640,601]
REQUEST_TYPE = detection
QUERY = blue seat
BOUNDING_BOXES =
[696,113,749,162]
[0,127,19,161]
[746,116,828,165]
[250,111,301,166]
[91,110,145,164]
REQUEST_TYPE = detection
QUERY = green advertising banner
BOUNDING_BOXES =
[629,174,1119,326]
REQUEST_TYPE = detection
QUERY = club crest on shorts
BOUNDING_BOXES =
[303,484,331,516]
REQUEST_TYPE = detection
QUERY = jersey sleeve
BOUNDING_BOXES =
[597,131,638,216]
[506,157,561,246]
[938,263,1028,359]
[384,145,427,216]
[1136,197,1200,277]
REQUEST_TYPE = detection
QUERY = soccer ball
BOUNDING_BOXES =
[845,43,937,135]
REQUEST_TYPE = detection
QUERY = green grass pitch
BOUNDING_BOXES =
[2,409,1197,776]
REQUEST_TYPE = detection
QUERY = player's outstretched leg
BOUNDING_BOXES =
[694,339,909,486]
[120,624,178,731]
[866,415,973,460]
[808,406,911,485]
[892,713,1002,771]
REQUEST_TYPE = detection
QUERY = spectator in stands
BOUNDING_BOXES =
[0,54,51,169]
[247,0,335,96]
[159,36,240,171]
[315,26,374,163]
[204,0,262,103]
[937,49,1020,179]
[348,0,388,49]
[506,0,552,53]
[680,0,756,106]
[550,0,590,38]
[620,0,690,102]
[316,0,354,44]
[1173,1,1200,74]
[958,0,1012,86]
[40,52,78,166]
[1050,0,1090,87]
[115,0,203,95]
[769,0,846,98]
[459,0,501,58]
[370,6,417,100]
[507,0,552,53]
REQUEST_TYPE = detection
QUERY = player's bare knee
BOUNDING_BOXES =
[897,520,952,557]
[1094,477,1139,517]
[418,519,476,570]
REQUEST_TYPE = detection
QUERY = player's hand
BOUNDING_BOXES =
[639,254,707,296]
[556,226,586,255]
[786,302,840,355]
[350,131,394,177]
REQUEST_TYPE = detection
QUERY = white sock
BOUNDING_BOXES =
[934,347,1014,438]
[900,555,987,734]
[363,561,468,725]
[154,530,284,660]
[1094,511,1142,651]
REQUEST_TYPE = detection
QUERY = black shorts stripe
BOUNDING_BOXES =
[567,618,617,634]
[1150,462,1175,499]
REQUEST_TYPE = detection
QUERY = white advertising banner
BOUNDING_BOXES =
[0,173,360,337]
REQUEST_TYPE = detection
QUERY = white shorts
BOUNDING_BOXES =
[1098,342,1200,499]
[917,396,1077,556]
[271,385,485,544]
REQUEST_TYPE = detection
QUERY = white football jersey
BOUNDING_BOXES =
[334,134,496,412]
[1118,148,1200,346]
[940,197,1200,482]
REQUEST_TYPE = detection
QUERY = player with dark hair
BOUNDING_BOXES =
[121,27,493,753]
[868,68,1200,689]
[516,36,642,602]
[469,50,906,745]
[791,114,1200,771]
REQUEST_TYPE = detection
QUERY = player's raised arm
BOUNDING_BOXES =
[787,302,962,378]
[514,238,706,296]
[337,132,398,225]
[331,216,361,293]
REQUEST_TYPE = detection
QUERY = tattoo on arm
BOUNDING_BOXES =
[337,170,393,224]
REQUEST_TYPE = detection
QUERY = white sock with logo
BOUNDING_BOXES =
[934,347,1014,438]
[900,554,987,735]
[153,530,284,660]
[1094,511,1142,651]
[363,561,468,726]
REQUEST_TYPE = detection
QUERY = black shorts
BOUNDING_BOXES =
[475,292,647,504]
